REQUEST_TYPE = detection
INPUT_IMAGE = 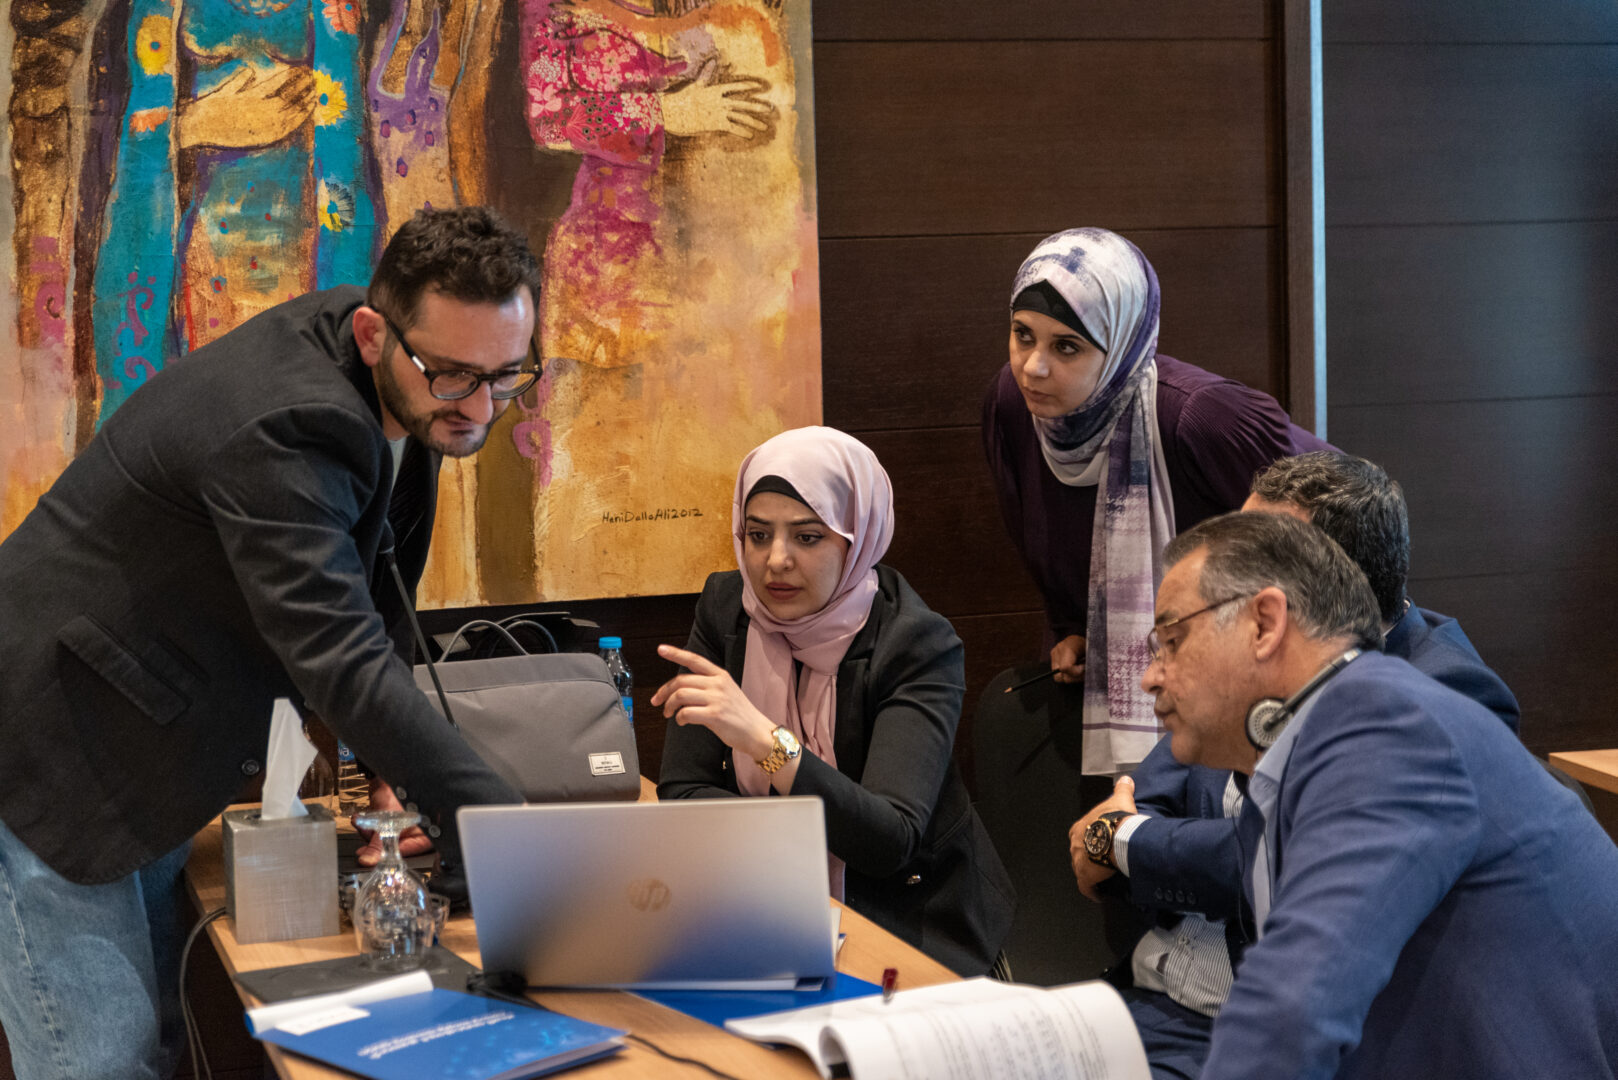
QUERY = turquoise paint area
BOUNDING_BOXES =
[92,0,179,423]
[313,18,375,288]
[93,0,380,428]
[183,0,311,64]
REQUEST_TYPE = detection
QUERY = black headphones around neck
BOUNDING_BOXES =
[1245,648,1362,751]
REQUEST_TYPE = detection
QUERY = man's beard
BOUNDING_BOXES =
[375,358,490,458]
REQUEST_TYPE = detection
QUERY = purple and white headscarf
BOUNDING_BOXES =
[1012,228,1174,774]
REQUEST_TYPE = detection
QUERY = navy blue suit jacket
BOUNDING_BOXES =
[1124,602,1519,924]
[1202,653,1618,1079]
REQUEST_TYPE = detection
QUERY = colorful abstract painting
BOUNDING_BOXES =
[0,0,820,604]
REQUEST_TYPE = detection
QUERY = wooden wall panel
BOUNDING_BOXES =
[1326,3,1618,44]
[1324,44,1618,226]
[1327,222,1618,408]
[1330,396,1618,582]
[1413,567,1615,757]
[1325,7,1618,758]
[815,41,1278,237]
[821,227,1282,433]
[813,1,1271,42]
[855,428,1042,619]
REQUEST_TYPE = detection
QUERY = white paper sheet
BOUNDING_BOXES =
[245,971,433,1036]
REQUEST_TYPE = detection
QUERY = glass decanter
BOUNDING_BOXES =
[350,810,431,971]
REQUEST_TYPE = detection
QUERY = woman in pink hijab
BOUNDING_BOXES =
[654,426,1014,976]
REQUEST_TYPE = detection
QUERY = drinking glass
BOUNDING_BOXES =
[350,810,430,971]
[421,893,451,947]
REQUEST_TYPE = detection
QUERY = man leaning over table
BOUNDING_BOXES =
[0,206,541,1080]
[1119,511,1618,1079]
[1069,451,1522,1079]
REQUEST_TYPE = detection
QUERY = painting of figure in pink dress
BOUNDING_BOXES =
[518,0,777,374]
[489,0,820,605]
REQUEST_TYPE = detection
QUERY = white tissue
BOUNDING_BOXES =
[261,697,317,820]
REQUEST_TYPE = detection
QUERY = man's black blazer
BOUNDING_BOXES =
[0,287,518,885]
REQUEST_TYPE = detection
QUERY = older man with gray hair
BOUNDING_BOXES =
[1134,511,1618,1079]
[1070,452,1522,1080]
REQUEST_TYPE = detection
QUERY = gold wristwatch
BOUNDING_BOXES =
[1083,810,1132,869]
[756,726,802,775]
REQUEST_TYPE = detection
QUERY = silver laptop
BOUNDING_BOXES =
[458,797,838,990]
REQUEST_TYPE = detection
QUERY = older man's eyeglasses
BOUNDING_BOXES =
[1146,594,1253,664]
[383,315,541,401]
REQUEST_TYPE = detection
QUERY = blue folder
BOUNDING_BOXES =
[634,973,882,1030]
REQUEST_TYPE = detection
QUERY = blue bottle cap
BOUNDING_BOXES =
[598,636,623,649]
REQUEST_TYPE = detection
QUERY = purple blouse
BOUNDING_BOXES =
[982,357,1332,641]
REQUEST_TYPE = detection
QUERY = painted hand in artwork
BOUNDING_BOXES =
[551,0,708,41]
[176,63,316,150]
[661,56,775,139]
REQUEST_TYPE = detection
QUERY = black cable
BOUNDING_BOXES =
[467,971,749,1080]
[180,907,227,1080]
[624,1032,751,1080]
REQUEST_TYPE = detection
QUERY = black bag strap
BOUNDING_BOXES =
[385,551,458,729]
[441,619,531,661]
[494,617,559,655]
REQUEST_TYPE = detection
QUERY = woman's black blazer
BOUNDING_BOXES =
[659,565,1016,975]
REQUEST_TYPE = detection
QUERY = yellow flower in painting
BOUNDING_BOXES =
[317,178,356,232]
[135,15,173,76]
[312,71,348,127]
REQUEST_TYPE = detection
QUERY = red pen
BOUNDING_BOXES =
[881,967,898,1003]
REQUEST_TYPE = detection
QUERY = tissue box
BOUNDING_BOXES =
[221,805,339,945]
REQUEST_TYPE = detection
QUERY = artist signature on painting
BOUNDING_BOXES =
[600,507,705,525]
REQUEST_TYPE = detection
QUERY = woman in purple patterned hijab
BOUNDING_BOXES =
[984,227,1329,777]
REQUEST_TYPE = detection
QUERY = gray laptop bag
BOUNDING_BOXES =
[412,620,641,802]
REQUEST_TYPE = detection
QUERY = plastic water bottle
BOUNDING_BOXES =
[598,637,633,723]
[298,726,337,815]
[335,740,369,818]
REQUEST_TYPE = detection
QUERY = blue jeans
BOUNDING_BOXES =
[0,816,190,1080]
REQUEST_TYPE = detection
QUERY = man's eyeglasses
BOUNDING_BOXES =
[1146,594,1253,664]
[382,315,541,401]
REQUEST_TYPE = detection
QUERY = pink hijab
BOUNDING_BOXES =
[730,427,895,799]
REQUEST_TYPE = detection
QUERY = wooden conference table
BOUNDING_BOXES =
[184,779,957,1079]
[1548,749,1618,797]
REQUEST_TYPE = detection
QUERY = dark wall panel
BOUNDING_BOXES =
[1330,395,1618,582]
[1324,44,1618,226]
[1326,10,1618,758]
[815,40,1277,237]
[855,427,1041,620]
[1327,222,1618,408]
[822,227,1282,433]
[1326,3,1618,44]
[1413,567,1614,758]
[814,1,1270,42]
